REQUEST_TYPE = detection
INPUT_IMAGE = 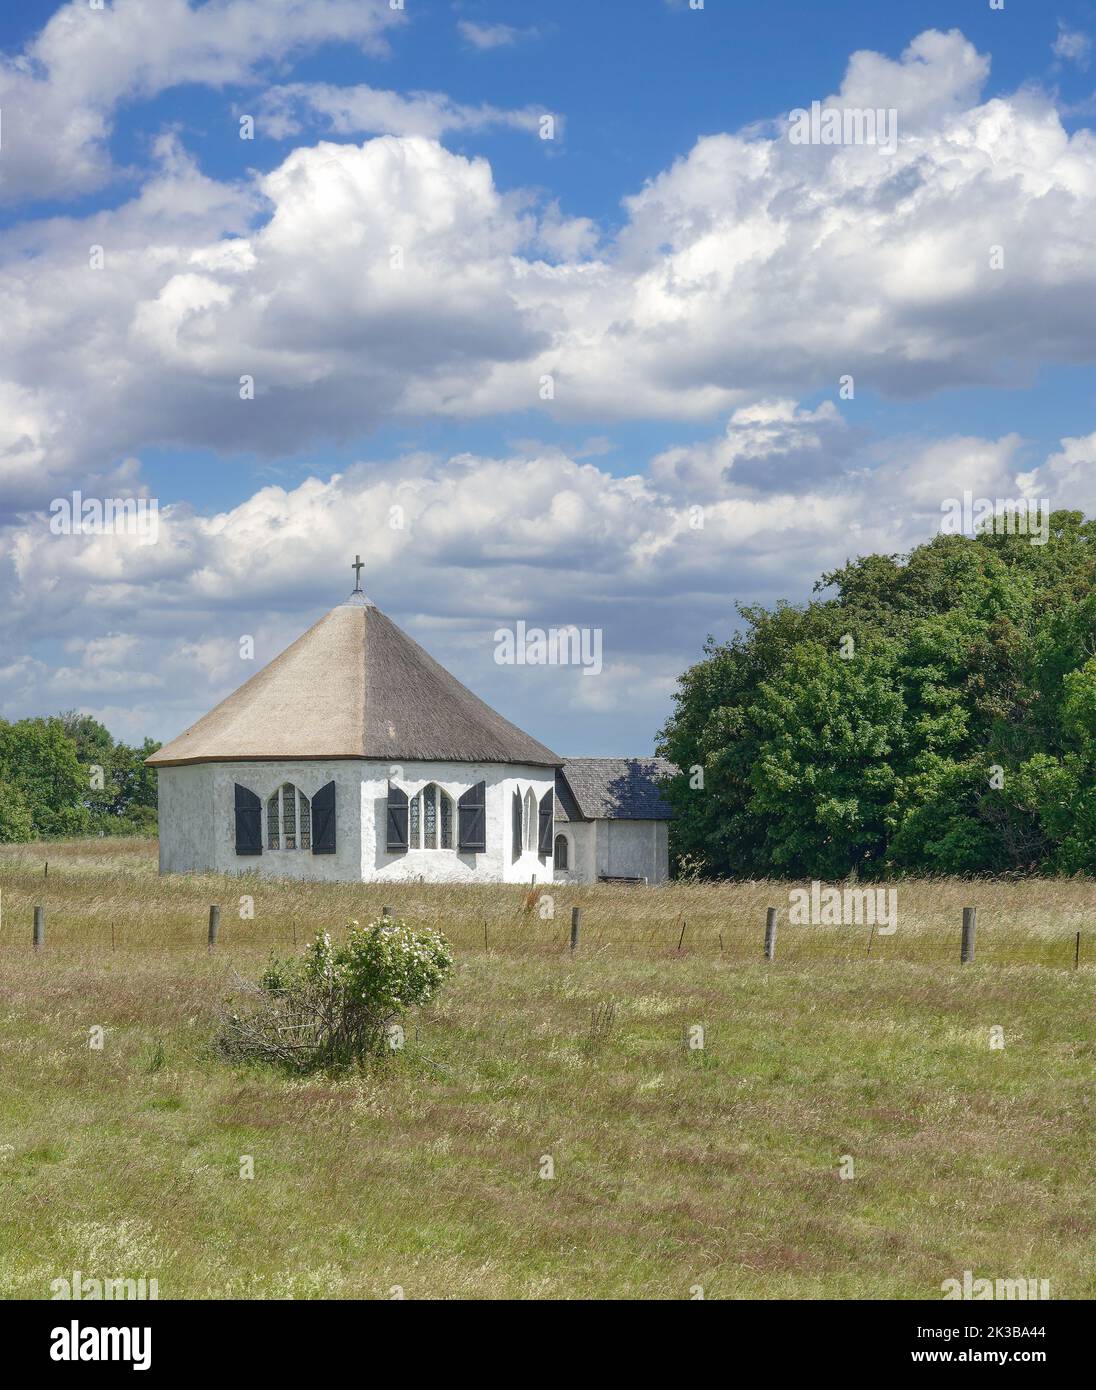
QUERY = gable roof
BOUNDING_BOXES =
[148,592,561,768]
[555,757,675,821]
[553,767,584,823]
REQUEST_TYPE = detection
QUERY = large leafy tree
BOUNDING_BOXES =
[0,714,161,842]
[56,712,160,833]
[746,638,907,877]
[0,780,35,843]
[0,718,89,839]
[659,511,1096,877]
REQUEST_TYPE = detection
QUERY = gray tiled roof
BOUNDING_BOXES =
[555,757,675,822]
[553,767,585,823]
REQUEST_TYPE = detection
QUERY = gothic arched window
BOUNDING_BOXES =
[409,784,453,850]
[554,833,569,870]
[267,783,311,851]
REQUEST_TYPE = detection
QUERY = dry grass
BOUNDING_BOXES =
[0,837,1092,967]
[0,840,1092,1300]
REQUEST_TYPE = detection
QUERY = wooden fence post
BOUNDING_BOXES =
[764,907,777,962]
[1075,930,1081,970]
[207,905,220,951]
[570,906,581,953]
[961,907,976,965]
[677,919,687,951]
[33,906,44,953]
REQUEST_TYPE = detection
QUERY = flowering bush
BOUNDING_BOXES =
[220,918,453,1072]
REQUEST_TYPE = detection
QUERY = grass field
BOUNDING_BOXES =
[0,839,1093,1300]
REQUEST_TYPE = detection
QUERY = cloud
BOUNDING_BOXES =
[560,30,1096,413]
[0,135,551,488]
[650,400,858,496]
[457,20,539,51]
[0,0,400,203]
[1030,430,1096,508]
[1052,23,1092,69]
[8,19,1095,752]
[258,81,547,140]
[833,27,990,128]
[4,28,1096,519]
[0,411,1081,748]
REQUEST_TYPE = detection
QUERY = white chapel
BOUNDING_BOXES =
[147,578,671,885]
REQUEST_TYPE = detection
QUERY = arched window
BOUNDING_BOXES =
[267,783,311,851]
[409,784,453,850]
[523,788,537,851]
[554,833,569,870]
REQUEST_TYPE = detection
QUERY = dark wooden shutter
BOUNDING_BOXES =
[457,781,485,852]
[311,780,336,854]
[386,782,408,853]
[234,784,262,856]
[512,789,522,860]
[538,788,553,857]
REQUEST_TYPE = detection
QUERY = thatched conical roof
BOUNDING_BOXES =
[147,592,561,768]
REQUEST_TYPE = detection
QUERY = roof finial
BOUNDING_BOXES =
[351,554,364,593]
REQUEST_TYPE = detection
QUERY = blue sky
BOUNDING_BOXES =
[2,0,1096,756]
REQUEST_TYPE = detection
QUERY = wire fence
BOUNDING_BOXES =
[0,901,1086,970]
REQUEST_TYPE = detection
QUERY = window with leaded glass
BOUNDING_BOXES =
[266,783,311,851]
[405,784,454,850]
[424,783,437,848]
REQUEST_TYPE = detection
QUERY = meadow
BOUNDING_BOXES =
[0,838,1092,1300]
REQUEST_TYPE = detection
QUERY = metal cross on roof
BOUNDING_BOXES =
[351,554,364,592]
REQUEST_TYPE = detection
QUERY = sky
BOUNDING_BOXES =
[2,0,1096,756]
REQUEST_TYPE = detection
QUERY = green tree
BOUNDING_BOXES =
[0,780,35,843]
[659,512,1096,878]
[0,718,89,838]
[55,712,160,834]
[745,639,906,877]
[0,715,160,842]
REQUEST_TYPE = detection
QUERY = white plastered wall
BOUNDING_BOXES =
[364,761,554,884]
[216,760,362,882]
[553,821,596,884]
[157,762,216,874]
[552,818,669,885]
[595,817,669,883]
[156,759,556,883]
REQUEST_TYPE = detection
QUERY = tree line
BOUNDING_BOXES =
[0,713,159,842]
[659,510,1096,878]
